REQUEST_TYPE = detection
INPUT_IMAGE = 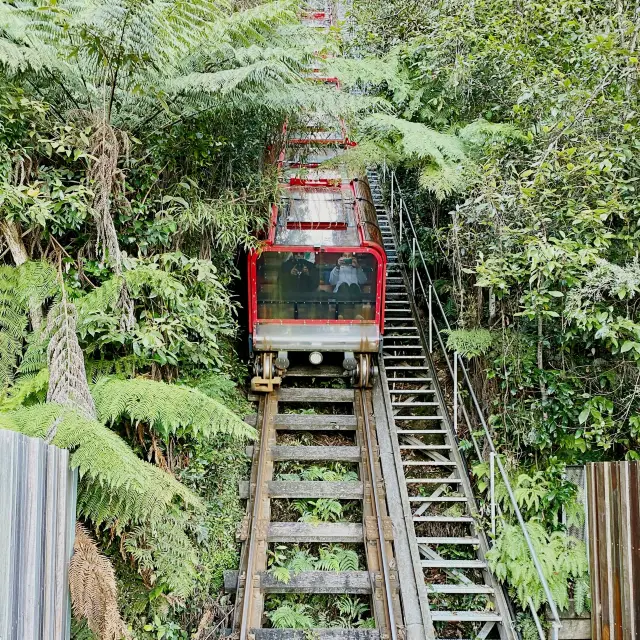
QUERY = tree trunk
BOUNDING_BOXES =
[2,219,29,265]
[1,220,43,330]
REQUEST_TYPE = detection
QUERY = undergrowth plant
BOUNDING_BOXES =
[268,545,361,584]
[265,595,375,630]
[487,520,590,613]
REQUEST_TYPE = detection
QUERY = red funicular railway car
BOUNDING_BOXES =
[247,7,386,391]
[248,166,386,390]
[248,174,386,391]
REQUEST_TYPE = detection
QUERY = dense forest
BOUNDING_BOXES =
[0,0,638,637]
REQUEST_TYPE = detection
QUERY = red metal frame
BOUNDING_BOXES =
[248,178,387,338]
[248,244,386,333]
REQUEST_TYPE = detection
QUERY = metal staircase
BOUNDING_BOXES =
[367,169,518,640]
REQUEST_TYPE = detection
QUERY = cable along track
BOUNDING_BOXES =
[229,380,403,640]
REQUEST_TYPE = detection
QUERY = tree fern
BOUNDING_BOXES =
[91,377,255,441]
[0,368,48,410]
[0,403,202,528]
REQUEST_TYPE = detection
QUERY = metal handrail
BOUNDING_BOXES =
[378,165,562,640]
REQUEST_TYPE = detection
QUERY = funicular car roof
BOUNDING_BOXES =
[274,184,359,247]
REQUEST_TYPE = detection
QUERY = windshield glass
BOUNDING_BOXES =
[256,250,379,321]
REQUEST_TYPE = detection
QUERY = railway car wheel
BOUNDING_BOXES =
[353,353,376,388]
[251,352,282,393]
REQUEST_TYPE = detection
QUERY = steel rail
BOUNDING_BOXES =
[238,393,272,640]
[358,389,398,640]
[379,167,562,640]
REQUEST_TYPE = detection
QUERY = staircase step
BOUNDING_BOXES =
[399,444,450,450]
[426,584,494,594]
[392,401,440,406]
[385,364,430,369]
[417,536,480,545]
[421,559,485,568]
[388,378,433,383]
[406,478,462,484]
[397,430,446,435]
[254,631,379,640]
[403,460,457,466]
[430,611,501,623]
[414,516,474,524]
[409,496,466,502]
[391,390,436,395]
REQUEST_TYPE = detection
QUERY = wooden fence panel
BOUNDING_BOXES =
[587,461,640,640]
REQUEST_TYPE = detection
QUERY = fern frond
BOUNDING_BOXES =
[442,328,494,358]
[0,403,202,527]
[486,520,589,611]
[0,261,57,389]
[267,603,315,629]
[419,161,475,201]
[69,524,130,640]
[0,368,49,410]
[458,119,526,146]
[361,114,467,164]
[92,377,255,441]
[270,565,292,584]
[122,513,199,597]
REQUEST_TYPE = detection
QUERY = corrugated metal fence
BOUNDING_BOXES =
[587,461,640,640]
[0,430,77,640]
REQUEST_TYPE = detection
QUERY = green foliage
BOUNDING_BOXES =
[268,545,361,584]
[0,261,57,388]
[265,593,374,630]
[276,464,359,523]
[443,328,493,358]
[487,520,589,612]
[350,0,640,461]
[0,368,49,410]
[123,513,199,599]
[516,613,540,640]
[0,403,201,527]
[267,603,315,629]
[75,253,236,370]
[348,114,476,200]
[475,463,580,525]
[92,377,255,441]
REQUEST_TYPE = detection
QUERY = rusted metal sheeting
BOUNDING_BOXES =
[587,461,640,640]
[0,430,77,640]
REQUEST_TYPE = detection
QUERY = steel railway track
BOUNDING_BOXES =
[227,377,405,640]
